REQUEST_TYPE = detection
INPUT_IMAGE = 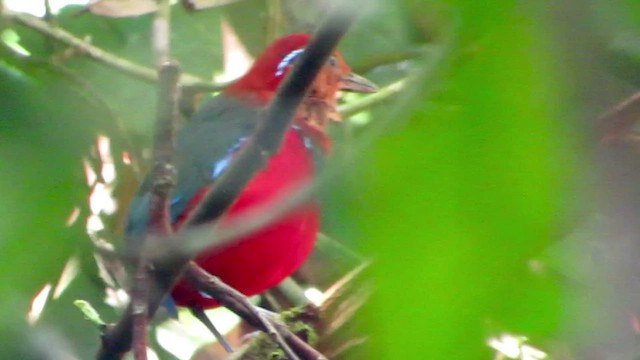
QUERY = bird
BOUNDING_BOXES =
[125,33,378,313]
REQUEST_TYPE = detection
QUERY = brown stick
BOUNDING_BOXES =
[97,62,181,360]
[598,91,640,142]
[185,263,325,360]
[131,260,149,360]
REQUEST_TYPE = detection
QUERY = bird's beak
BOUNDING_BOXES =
[340,73,379,93]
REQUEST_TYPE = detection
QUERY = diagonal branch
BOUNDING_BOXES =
[185,263,310,360]
[597,91,640,142]
[3,10,222,92]
[339,78,407,118]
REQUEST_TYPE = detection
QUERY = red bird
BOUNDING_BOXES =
[126,33,377,310]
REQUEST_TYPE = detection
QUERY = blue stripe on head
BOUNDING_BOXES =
[276,49,305,76]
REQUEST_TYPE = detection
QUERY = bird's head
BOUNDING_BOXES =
[225,33,378,152]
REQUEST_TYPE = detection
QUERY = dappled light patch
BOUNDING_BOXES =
[27,284,52,325]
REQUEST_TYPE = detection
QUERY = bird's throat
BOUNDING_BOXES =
[294,97,337,154]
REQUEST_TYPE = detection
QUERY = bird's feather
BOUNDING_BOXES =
[125,94,260,238]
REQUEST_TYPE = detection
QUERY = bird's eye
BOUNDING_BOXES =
[328,56,338,67]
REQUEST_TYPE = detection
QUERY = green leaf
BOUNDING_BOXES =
[353,4,575,358]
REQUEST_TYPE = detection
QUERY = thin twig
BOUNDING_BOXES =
[339,78,407,117]
[153,0,171,64]
[266,0,282,44]
[3,10,221,91]
[185,263,319,360]
[190,307,235,353]
[125,0,181,349]
[146,67,180,232]
[597,91,640,142]
[131,260,149,360]
[43,0,53,22]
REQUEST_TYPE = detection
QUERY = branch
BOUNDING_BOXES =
[97,3,360,358]
[148,63,179,233]
[3,10,222,92]
[266,0,283,44]
[130,4,176,354]
[339,78,407,118]
[131,261,149,360]
[184,263,310,360]
[597,91,640,142]
[129,1,180,346]
[98,62,181,360]
[185,264,328,360]
[153,0,171,64]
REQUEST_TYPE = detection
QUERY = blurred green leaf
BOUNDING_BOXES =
[354,3,575,358]
[0,60,97,298]
[0,48,111,356]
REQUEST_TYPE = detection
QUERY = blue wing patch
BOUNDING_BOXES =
[212,158,231,179]
[163,296,179,318]
[210,136,248,180]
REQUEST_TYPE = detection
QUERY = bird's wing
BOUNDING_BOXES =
[125,94,260,239]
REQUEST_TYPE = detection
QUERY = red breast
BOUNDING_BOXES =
[170,129,318,308]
